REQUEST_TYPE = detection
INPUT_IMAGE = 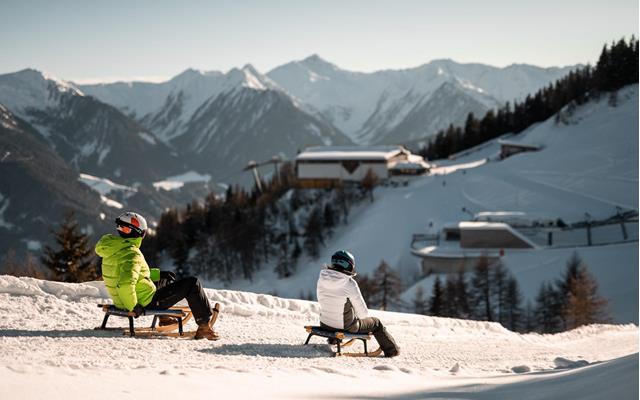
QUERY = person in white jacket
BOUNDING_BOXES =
[316,250,399,357]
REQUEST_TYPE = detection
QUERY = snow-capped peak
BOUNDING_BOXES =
[225,64,278,91]
[299,54,340,72]
[170,68,223,85]
[0,68,84,114]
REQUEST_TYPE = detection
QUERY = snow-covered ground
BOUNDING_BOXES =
[0,276,637,399]
[153,171,212,191]
[78,173,136,196]
[218,85,639,325]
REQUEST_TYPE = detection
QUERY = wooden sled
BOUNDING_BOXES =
[95,303,218,338]
[133,303,221,339]
[304,326,382,357]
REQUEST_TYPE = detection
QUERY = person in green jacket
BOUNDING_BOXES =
[95,211,218,340]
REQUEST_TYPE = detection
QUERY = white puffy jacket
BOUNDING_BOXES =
[316,268,369,330]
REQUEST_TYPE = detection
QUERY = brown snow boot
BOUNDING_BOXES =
[195,324,219,340]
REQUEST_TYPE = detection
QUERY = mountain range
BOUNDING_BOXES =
[81,56,576,148]
[0,55,577,254]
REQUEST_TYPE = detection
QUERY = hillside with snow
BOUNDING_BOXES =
[217,85,639,324]
[0,275,637,399]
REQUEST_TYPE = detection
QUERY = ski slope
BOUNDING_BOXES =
[221,85,639,324]
[0,276,637,399]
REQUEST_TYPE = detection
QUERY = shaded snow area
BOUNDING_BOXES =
[78,173,136,196]
[153,171,212,191]
[79,173,135,210]
[0,276,637,399]
[222,85,639,324]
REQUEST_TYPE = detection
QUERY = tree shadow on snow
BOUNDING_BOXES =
[200,343,333,359]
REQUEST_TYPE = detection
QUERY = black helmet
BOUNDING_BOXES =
[329,250,356,276]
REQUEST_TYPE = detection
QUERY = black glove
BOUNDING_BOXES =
[132,304,145,318]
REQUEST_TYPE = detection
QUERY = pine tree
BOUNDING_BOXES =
[41,212,98,282]
[442,274,458,317]
[524,300,535,333]
[556,252,584,329]
[413,286,427,315]
[492,261,508,325]
[291,240,302,267]
[303,206,324,259]
[323,203,335,237]
[428,276,444,316]
[454,268,471,318]
[470,255,494,321]
[355,274,379,306]
[504,276,523,332]
[563,262,610,329]
[274,233,292,278]
[534,281,561,333]
[372,260,403,311]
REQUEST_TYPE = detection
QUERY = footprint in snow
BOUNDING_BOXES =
[373,365,398,372]
[449,362,460,373]
[511,365,531,373]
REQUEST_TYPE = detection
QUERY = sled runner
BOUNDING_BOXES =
[96,303,192,336]
[303,326,382,357]
[133,303,221,339]
[96,303,219,338]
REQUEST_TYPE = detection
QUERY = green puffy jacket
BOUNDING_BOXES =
[95,234,156,311]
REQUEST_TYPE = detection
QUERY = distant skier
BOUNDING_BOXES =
[316,250,400,357]
[95,211,219,340]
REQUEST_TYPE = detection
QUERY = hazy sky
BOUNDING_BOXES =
[1,0,637,83]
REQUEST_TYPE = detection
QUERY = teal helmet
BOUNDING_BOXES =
[330,250,356,276]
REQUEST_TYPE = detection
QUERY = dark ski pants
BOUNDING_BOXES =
[147,272,212,326]
[348,317,399,357]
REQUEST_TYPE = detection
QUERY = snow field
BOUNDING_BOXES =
[0,276,637,399]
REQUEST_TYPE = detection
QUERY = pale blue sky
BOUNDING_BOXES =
[1,0,637,82]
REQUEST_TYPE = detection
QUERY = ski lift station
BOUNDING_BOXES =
[411,210,638,274]
[295,145,429,188]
